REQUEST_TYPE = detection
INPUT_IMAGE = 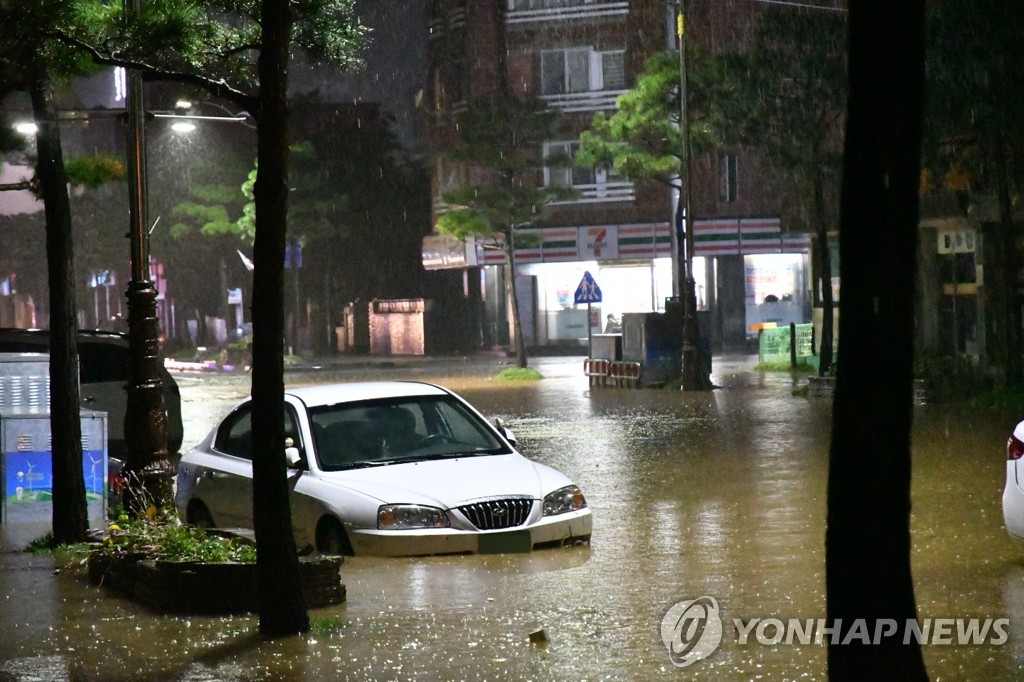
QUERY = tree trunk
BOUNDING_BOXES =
[251,0,309,636]
[505,231,528,369]
[826,3,928,680]
[815,169,835,376]
[987,135,1021,387]
[31,72,88,544]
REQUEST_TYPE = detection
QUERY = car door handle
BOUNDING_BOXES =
[204,470,220,480]
[82,396,95,403]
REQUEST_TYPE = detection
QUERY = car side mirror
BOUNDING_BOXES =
[499,426,518,447]
[494,418,517,446]
[285,446,302,469]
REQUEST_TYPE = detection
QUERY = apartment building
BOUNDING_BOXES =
[424,0,816,351]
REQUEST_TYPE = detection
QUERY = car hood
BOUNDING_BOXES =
[317,453,569,507]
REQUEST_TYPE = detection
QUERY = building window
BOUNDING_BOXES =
[543,141,633,203]
[601,51,626,89]
[720,153,738,203]
[541,48,591,94]
[544,141,595,186]
[540,48,626,95]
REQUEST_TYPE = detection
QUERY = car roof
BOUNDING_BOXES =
[285,381,451,408]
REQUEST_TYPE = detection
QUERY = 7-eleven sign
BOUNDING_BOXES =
[580,225,618,260]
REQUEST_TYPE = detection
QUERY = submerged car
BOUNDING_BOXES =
[174,381,592,557]
[1003,421,1024,546]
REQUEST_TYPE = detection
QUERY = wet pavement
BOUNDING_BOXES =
[2,354,1023,680]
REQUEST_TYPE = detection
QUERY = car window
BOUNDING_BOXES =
[214,404,303,461]
[431,400,500,447]
[309,395,511,470]
[215,407,253,460]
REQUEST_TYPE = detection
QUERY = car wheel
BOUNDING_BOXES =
[188,502,216,529]
[316,518,353,556]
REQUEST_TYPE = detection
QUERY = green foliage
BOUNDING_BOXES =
[169,203,237,238]
[436,207,490,242]
[754,359,815,373]
[494,367,544,381]
[25,533,58,553]
[577,49,740,186]
[437,94,573,239]
[92,509,257,563]
[66,0,368,106]
[63,154,125,188]
[311,615,349,633]
[0,1,100,89]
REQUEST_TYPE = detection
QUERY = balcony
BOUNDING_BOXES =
[541,89,625,113]
[549,181,635,204]
[506,1,629,25]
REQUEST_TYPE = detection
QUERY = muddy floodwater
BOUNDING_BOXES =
[2,355,1023,680]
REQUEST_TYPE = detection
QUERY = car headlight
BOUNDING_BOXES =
[543,485,587,516]
[378,504,451,530]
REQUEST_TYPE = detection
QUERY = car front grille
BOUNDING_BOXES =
[457,497,533,530]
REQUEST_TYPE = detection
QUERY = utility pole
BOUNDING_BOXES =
[122,0,171,511]
[674,0,707,390]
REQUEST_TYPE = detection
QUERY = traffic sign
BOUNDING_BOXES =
[574,271,603,304]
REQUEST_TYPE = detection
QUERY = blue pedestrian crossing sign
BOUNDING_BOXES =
[574,271,603,304]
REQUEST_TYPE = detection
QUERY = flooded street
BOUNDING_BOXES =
[2,355,1023,680]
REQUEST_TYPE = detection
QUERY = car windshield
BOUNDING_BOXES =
[308,395,512,471]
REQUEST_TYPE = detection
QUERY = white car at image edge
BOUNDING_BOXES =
[1002,420,1024,546]
[174,381,592,557]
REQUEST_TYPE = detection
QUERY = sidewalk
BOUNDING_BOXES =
[164,348,530,375]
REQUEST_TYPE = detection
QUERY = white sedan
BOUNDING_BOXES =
[174,381,592,557]
[1003,420,1024,547]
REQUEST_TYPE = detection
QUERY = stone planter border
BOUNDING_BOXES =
[88,553,345,614]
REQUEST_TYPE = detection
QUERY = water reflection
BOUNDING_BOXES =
[1,356,1022,679]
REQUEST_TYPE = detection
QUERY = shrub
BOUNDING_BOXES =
[92,508,256,564]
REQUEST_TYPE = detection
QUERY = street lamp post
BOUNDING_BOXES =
[122,0,171,511]
[674,0,704,390]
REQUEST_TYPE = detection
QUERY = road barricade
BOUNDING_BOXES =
[583,358,611,387]
[608,361,642,388]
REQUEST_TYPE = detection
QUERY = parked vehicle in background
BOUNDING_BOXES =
[175,381,592,556]
[0,328,184,460]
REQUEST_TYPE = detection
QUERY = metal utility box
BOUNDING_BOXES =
[590,333,622,361]
[621,312,682,387]
[1,409,108,550]
[0,352,50,410]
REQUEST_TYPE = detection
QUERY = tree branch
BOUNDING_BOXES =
[52,30,258,111]
[0,180,36,192]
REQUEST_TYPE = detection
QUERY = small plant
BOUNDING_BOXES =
[754,359,816,373]
[311,615,349,633]
[25,533,57,554]
[93,508,256,563]
[495,367,544,381]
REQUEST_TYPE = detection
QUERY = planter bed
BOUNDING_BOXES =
[88,554,345,614]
